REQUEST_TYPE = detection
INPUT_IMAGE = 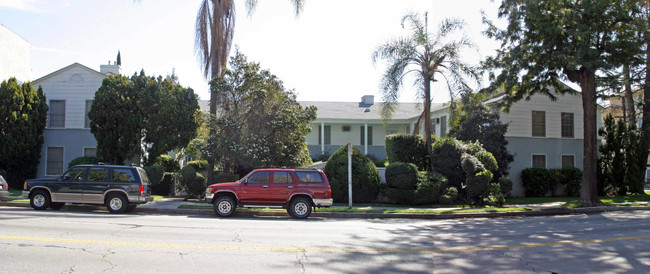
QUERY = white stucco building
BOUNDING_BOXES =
[0,24,31,82]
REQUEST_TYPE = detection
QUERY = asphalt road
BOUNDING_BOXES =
[1,206,649,273]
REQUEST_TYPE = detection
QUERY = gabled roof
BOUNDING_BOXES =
[32,62,107,84]
[299,101,430,122]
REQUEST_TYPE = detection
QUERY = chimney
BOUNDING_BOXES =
[100,52,122,75]
[359,95,374,107]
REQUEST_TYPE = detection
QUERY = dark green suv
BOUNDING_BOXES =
[23,164,153,213]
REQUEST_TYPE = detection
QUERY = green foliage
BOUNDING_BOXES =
[439,187,458,205]
[431,138,465,189]
[155,155,179,172]
[202,51,316,174]
[383,170,448,205]
[385,162,419,190]
[449,93,512,178]
[486,183,505,207]
[0,78,48,189]
[143,165,165,185]
[154,172,175,196]
[461,154,484,176]
[598,114,645,195]
[178,165,205,199]
[210,172,240,184]
[187,160,208,172]
[324,145,382,203]
[465,169,494,205]
[521,168,552,197]
[89,72,199,165]
[68,157,102,169]
[385,134,429,170]
[560,167,582,197]
[498,177,513,196]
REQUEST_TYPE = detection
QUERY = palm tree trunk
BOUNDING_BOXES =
[424,77,434,171]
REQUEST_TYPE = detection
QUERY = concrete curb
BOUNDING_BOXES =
[2,200,649,219]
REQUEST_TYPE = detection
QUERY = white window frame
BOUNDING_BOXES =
[46,146,65,176]
[531,154,547,168]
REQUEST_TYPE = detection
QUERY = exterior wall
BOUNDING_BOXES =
[33,64,106,177]
[506,136,584,197]
[306,122,412,160]
[0,24,31,82]
[37,129,97,178]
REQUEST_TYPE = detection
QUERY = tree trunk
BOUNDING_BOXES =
[623,64,636,126]
[639,23,650,194]
[578,69,603,206]
[424,77,434,172]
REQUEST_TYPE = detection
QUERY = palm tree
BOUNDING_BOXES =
[194,0,304,177]
[372,12,479,171]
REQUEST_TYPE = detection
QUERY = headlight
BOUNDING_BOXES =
[205,187,213,194]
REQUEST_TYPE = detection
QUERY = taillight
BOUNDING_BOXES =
[139,184,143,194]
[328,187,332,198]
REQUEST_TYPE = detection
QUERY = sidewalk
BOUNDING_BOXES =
[3,196,649,219]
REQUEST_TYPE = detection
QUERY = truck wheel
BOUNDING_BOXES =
[50,202,65,210]
[30,190,50,210]
[106,193,128,214]
[288,197,312,219]
[213,196,236,217]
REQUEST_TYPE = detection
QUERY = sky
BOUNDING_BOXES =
[0,0,501,103]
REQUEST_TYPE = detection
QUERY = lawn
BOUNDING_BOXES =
[507,191,650,206]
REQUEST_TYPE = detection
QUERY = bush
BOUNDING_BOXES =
[473,150,498,175]
[154,172,175,196]
[560,167,582,197]
[521,168,552,197]
[431,138,465,189]
[385,162,419,190]
[68,156,102,169]
[414,171,448,204]
[439,187,458,204]
[178,165,206,199]
[486,183,505,206]
[186,160,208,172]
[155,155,179,172]
[143,165,165,185]
[465,169,493,204]
[461,154,485,176]
[210,171,241,184]
[498,177,513,196]
[385,134,429,170]
[324,145,382,203]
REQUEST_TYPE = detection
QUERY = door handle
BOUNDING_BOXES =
[288,186,294,189]
[263,185,268,188]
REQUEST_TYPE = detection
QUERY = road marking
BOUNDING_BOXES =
[2,234,650,254]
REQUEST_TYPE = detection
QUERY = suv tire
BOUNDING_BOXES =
[288,197,312,219]
[214,196,236,217]
[30,190,50,210]
[106,193,128,214]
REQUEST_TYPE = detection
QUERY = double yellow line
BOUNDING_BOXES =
[2,234,649,254]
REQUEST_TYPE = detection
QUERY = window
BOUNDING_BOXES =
[561,112,574,138]
[62,167,86,181]
[562,155,575,168]
[46,147,64,175]
[532,111,546,137]
[49,100,65,128]
[342,125,351,132]
[273,171,292,184]
[84,147,97,158]
[248,171,270,184]
[113,168,136,182]
[295,171,324,183]
[386,127,398,135]
[88,167,108,181]
[440,116,447,137]
[360,126,373,145]
[85,100,93,128]
[532,154,546,168]
[318,125,331,145]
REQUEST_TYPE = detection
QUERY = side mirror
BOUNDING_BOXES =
[242,179,248,184]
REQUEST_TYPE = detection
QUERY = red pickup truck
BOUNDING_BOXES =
[204,168,333,218]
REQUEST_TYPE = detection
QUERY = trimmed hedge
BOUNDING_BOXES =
[155,155,179,172]
[385,162,419,190]
[143,165,165,185]
[521,168,552,197]
[324,145,382,203]
[210,171,240,184]
[385,134,429,170]
[187,160,208,172]
[154,172,175,196]
[431,138,465,189]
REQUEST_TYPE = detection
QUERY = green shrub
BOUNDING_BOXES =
[439,186,458,204]
[498,177,513,196]
[210,171,241,184]
[414,171,448,204]
[461,154,485,175]
[431,138,465,189]
[385,134,429,170]
[521,168,551,197]
[559,167,582,197]
[155,155,179,172]
[68,156,102,169]
[177,165,206,198]
[187,160,208,172]
[486,183,505,206]
[473,150,498,175]
[154,172,175,196]
[465,169,493,204]
[143,165,165,185]
[324,145,383,203]
[385,162,419,190]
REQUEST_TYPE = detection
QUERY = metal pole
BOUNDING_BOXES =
[348,143,352,209]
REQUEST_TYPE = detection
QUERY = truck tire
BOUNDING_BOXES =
[213,196,236,217]
[30,190,50,210]
[288,197,312,219]
[106,193,128,214]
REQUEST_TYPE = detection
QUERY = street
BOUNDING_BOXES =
[1,206,649,273]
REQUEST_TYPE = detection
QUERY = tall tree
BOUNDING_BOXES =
[372,12,480,171]
[0,78,48,189]
[194,0,304,177]
[483,0,640,205]
[203,51,316,175]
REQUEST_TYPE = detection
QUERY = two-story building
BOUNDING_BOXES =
[32,61,121,178]
[0,24,31,82]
